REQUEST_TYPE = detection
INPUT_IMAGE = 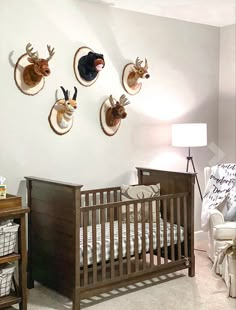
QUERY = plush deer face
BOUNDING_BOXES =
[111,102,127,119]
[105,94,130,127]
[127,57,150,90]
[134,57,150,79]
[27,57,51,77]
[23,43,55,87]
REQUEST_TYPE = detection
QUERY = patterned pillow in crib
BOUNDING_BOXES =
[121,184,161,223]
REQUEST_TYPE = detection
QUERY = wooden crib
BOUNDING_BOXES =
[25,167,195,310]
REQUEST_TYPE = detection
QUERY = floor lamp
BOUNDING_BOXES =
[171,123,207,200]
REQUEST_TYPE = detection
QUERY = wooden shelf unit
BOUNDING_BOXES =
[0,194,29,310]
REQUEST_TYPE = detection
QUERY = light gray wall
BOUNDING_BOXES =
[219,24,236,162]
[0,0,220,231]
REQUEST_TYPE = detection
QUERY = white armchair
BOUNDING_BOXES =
[204,167,236,262]
[208,208,236,261]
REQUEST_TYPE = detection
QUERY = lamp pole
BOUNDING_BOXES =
[186,147,203,200]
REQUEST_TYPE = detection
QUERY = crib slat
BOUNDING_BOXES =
[92,192,96,205]
[114,190,117,202]
[126,204,131,274]
[85,193,89,206]
[118,206,123,276]
[107,190,111,203]
[141,202,146,269]
[107,191,111,222]
[83,212,88,285]
[163,199,168,264]
[92,209,97,283]
[149,200,154,267]
[109,207,115,279]
[100,191,104,204]
[156,200,161,265]
[184,196,188,257]
[114,190,118,220]
[170,198,175,261]
[177,197,181,260]
[134,202,139,272]
[101,208,106,280]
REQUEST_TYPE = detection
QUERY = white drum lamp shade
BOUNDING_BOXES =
[172,123,207,147]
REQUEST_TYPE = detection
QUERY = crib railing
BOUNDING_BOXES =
[81,187,121,224]
[79,192,189,289]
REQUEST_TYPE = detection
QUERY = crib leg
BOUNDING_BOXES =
[73,288,80,310]
[27,272,34,289]
[27,254,34,289]
[188,255,195,277]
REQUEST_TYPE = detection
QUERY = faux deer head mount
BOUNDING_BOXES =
[14,43,55,96]
[23,43,55,87]
[122,57,150,95]
[74,46,105,87]
[100,94,130,136]
[48,86,78,135]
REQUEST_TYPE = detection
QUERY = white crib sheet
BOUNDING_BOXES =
[80,221,184,266]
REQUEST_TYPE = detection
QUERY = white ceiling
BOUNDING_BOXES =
[89,0,236,27]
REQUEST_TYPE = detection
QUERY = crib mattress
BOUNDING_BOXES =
[80,221,184,266]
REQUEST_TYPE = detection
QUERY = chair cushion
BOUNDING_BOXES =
[213,222,236,240]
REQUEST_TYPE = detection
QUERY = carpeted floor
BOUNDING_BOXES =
[10,248,236,310]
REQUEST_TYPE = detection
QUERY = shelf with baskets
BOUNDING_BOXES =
[0,194,29,310]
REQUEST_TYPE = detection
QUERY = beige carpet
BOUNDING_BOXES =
[10,248,236,310]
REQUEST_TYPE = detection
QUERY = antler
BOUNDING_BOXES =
[119,94,130,106]
[26,43,39,60]
[46,45,55,61]
[144,58,148,70]
[60,86,69,101]
[109,95,116,107]
[135,57,143,68]
[72,87,77,101]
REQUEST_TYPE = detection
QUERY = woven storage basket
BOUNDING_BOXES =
[0,263,15,297]
[0,221,19,256]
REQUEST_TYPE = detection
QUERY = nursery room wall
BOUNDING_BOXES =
[0,0,220,231]
[219,24,236,162]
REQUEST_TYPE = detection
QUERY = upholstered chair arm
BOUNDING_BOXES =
[209,209,225,227]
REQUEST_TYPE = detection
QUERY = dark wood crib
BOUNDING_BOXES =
[25,167,195,310]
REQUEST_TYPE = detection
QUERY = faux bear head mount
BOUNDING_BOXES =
[78,51,105,81]
[74,46,105,87]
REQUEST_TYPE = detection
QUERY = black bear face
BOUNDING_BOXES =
[78,51,105,82]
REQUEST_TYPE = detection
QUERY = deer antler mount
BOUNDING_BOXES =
[48,86,78,135]
[122,57,149,95]
[100,94,130,136]
[14,42,55,96]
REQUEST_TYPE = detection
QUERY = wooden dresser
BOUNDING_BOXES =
[0,194,29,309]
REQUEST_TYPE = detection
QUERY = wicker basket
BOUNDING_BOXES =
[0,263,15,297]
[0,221,19,256]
